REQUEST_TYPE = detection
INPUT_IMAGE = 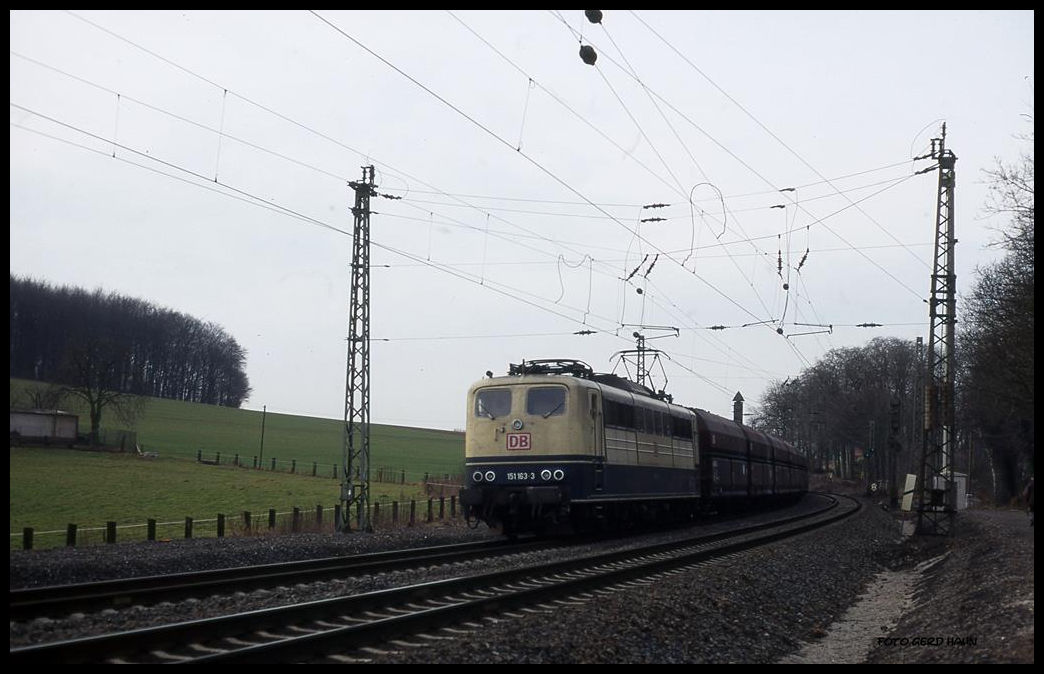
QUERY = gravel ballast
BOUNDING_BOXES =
[9,498,1033,663]
[365,495,899,664]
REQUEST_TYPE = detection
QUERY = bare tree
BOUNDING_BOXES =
[55,295,146,446]
[751,338,920,487]
[13,383,67,410]
[960,124,1033,503]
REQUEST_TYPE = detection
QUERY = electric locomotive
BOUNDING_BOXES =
[460,358,808,535]
[461,359,701,534]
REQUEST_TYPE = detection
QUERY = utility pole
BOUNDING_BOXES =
[888,394,902,509]
[867,419,876,492]
[259,404,266,467]
[341,166,376,533]
[916,125,958,536]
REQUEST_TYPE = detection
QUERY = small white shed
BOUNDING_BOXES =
[9,409,79,442]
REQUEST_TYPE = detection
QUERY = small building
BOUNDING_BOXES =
[9,409,79,445]
[901,472,970,511]
[952,471,969,511]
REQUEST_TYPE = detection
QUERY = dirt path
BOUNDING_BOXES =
[781,507,1033,664]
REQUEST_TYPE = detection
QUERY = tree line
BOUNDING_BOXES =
[958,125,1034,504]
[10,276,251,434]
[750,127,1033,506]
[750,337,921,505]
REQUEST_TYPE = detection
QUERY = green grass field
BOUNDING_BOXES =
[10,379,466,549]
[10,378,464,480]
[10,447,457,549]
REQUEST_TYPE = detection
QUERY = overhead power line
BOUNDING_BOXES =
[554,11,929,300]
[20,11,929,406]
[310,10,785,336]
[629,10,932,273]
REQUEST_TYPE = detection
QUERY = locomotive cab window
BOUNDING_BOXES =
[527,386,566,417]
[475,389,512,419]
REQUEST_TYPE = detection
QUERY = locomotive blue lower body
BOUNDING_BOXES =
[461,453,702,534]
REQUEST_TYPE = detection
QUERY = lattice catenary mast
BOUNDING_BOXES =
[612,325,678,401]
[916,125,958,536]
[341,166,376,532]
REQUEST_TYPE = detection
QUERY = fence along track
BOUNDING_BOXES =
[11,495,857,664]
[14,493,463,550]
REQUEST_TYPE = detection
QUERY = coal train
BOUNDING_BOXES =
[460,359,808,535]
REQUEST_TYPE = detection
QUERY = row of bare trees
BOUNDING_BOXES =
[750,126,1033,505]
[958,127,1034,504]
[10,276,252,443]
[750,337,921,505]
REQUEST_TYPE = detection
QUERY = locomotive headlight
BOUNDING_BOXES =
[540,469,552,481]
[512,418,524,430]
[484,470,496,482]
[553,469,565,481]
[472,471,484,483]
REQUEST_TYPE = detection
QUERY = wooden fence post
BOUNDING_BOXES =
[184,517,193,539]
[271,457,277,471]
[334,504,342,528]
[316,505,323,527]
[392,501,399,525]
[243,511,252,531]
[313,462,317,477]
[291,459,296,474]
[22,527,32,550]
[292,507,300,532]
[216,451,220,465]
[427,498,433,523]
[409,500,416,526]
[66,523,77,547]
[147,519,156,541]
[439,497,445,520]
[217,513,225,538]
[269,508,276,529]
[106,521,117,544]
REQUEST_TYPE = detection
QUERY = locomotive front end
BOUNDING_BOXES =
[461,362,601,534]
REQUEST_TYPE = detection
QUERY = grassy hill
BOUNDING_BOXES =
[10,379,466,549]
[9,378,464,480]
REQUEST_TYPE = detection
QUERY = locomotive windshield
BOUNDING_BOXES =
[475,388,511,419]
[527,386,566,418]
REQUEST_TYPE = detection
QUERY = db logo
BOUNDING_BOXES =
[506,433,531,450]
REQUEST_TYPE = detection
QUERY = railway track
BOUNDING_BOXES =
[10,494,858,663]
[9,536,557,621]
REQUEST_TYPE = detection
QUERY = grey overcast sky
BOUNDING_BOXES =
[9,10,1034,430]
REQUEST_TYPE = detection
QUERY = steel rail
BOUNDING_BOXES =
[10,537,551,620]
[11,494,853,663]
